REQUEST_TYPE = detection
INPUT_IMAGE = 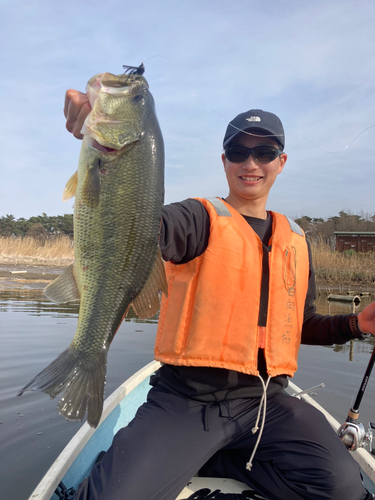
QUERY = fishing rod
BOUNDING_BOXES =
[338,344,375,453]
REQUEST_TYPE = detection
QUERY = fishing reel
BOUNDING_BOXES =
[338,421,375,452]
[337,343,375,454]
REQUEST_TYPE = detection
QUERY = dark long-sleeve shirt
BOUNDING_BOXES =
[151,199,361,401]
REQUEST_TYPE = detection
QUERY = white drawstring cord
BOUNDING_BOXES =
[246,374,271,471]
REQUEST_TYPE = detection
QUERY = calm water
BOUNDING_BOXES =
[1,288,375,500]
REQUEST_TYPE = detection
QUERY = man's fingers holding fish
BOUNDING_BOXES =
[64,89,91,140]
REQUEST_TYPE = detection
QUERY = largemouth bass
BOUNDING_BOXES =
[19,68,167,427]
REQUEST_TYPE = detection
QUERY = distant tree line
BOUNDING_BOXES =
[294,211,375,248]
[1,210,375,248]
[0,213,73,239]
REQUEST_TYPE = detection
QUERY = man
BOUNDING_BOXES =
[64,90,375,500]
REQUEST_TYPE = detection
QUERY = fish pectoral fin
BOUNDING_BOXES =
[82,157,101,208]
[132,248,168,319]
[44,264,80,304]
[62,170,78,201]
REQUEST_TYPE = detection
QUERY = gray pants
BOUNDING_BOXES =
[74,385,366,500]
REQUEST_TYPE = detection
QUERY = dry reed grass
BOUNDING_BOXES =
[310,237,375,286]
[0,236,74,267]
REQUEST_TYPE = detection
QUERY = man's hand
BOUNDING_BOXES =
[64,90,92,140]
[358,301,375,335]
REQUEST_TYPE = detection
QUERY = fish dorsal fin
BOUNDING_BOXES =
[44,264,80,304]
[131,248,168,319]
[62,171,78,202]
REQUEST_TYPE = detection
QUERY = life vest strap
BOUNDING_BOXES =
[204,197,232,217]
[285,216,304,236]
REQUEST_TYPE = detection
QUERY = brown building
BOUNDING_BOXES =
[334,232,375,253]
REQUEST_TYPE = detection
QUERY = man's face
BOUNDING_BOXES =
[222,132,287,208]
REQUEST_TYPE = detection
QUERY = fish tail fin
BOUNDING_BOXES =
[18,347,107,428]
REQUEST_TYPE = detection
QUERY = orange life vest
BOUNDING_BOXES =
[155,198,309,378]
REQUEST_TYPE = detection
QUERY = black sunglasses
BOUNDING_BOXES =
[225,145,283,163]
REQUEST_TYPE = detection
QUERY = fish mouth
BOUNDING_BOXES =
[90,139,120,154]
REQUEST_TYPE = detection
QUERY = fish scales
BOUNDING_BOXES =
[19,70,167,427]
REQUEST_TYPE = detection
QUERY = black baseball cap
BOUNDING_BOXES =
[223,109,285,150]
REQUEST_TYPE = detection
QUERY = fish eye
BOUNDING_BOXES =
[133,94,144,103]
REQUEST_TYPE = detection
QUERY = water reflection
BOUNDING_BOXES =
[0,289,160,322]
[330,339,375,355]
[315,291,373,317]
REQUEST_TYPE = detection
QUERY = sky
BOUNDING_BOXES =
[1,0,374,221]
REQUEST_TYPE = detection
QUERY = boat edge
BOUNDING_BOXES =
[29,360,162,500]
[286,380,375,484]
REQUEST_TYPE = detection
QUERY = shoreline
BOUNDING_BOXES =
[0,263,65,291]
[0,262,374,295]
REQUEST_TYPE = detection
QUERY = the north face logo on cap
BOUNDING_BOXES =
[246,116,261,122]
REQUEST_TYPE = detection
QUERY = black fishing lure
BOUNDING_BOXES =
[123,63,145,77]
